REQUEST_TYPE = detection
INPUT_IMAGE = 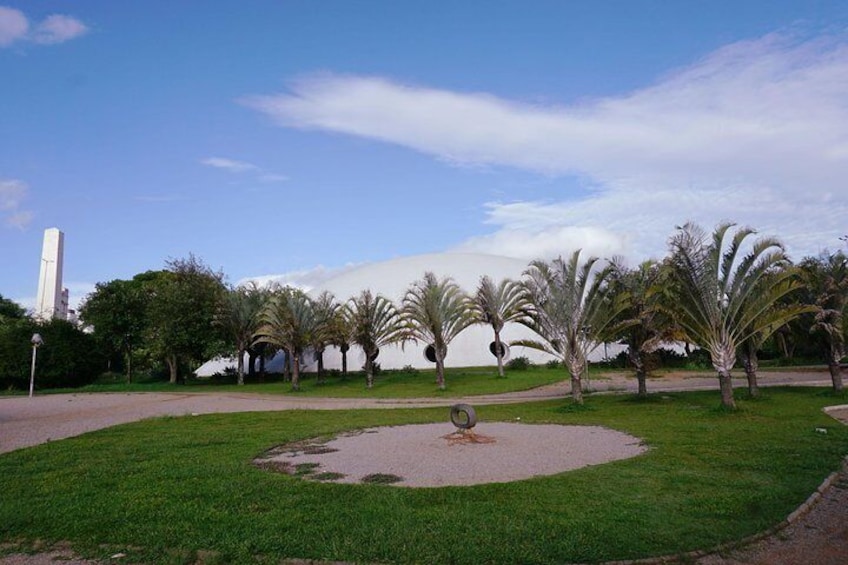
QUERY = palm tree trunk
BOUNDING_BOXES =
[564,355,583,404]
[742,347,760,398]
[717,369,736,409]
[316,349,324,384]
[285,351,292,382]
[341,344,348,378]
[365,356,374,389]
[827,359,844,393]
[494,330,505,378]
[291,355,300,391]
[712,344,737,409]
[236,347,245,386]
[570,373,583,404]
[435,352,446,390]
[629,348,647,398]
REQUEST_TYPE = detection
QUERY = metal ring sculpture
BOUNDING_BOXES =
[450,403,477,430]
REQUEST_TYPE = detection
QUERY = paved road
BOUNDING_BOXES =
[0,370,836,454]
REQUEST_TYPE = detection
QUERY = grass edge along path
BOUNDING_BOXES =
[30,365,577,398]
[0,387,846,564]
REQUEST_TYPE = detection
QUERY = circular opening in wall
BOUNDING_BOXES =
[489,341,510,361]
[424,344,437,363]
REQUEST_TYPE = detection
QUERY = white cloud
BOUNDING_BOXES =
[0,7,87,47]
[201,156,260,173]
[237,263,361,293]
[246,32,848,261]
[0,6,28,46]
[0,178,26,210]
[452,224,630,262]
[0,178,33,229]
[201,156,288,184]
[32,14,88,45]
[5,210,33,229]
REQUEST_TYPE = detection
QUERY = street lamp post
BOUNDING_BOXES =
[29,333,43,398]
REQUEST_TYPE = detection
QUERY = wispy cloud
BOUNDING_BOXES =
[32,14,89,45]
[200,156,287,184]
[0,6,27,46]
[0,6,87,48]
[246,31,848,261]
[201,157,259,173]
[0,178,33,229]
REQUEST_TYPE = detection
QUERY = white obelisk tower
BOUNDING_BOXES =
[35,228,67,321]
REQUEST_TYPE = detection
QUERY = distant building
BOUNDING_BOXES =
[35,227,68,321]
[197,252,628,376]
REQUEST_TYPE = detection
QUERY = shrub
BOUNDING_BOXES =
[0,318,106,390]
[545,359,562,370]
[506,356,532,371]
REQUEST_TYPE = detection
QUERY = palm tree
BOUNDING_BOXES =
[253,287,317,391]
[473,276,528,377]
[326,305,353,377]
[402,272,475,390]
[666,222,802,408]
[309,291,339,384]
[345,290,406,388]
[608,259,672,398]
[216,282,265,385]
[799,251,848,392]
[736,266,810,397]
[516,250,627,404]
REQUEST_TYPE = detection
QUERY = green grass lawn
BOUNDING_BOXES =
[1,387,846,564]
[43,365,574,398]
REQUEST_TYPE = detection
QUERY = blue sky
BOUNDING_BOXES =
[2,1,847,311]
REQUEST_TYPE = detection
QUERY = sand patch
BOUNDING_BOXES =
[255,422,647,487]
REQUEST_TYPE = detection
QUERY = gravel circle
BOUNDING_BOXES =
[257,422,648,487]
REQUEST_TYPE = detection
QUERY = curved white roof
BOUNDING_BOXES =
[307,252,564,371]
[310,252,530,303]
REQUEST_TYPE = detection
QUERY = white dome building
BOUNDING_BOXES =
[197,252,625,377]
[308,252,555,372]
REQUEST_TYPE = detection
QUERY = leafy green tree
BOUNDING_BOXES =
[666,222,801,408]
[0,294,26,323]
[799,251,848,392]
[146,255,227,384]
[79,278,150,383]
[473,276,527,378]
[254,287,318,391]
[345,290,406,388]
[216,283,266,385]
[517,250,627,404]
[402,272,474,390]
